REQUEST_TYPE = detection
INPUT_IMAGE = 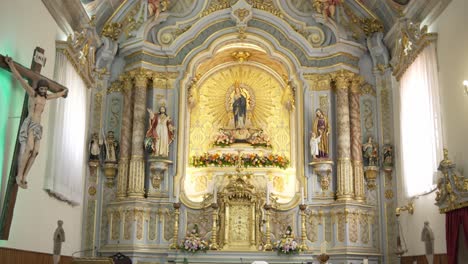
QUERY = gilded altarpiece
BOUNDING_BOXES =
[76,0,400,263]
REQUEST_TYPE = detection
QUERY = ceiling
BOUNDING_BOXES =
[78,0,411,34]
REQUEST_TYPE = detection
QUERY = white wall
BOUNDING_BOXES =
[430,0,468,177]
[394,0,468,257]
[0,0,83,255]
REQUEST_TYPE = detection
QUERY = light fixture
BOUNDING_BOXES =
[463,80,468,95]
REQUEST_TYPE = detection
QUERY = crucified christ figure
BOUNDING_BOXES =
[5,56,68,189]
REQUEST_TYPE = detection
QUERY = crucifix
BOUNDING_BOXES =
[0,47,68,240]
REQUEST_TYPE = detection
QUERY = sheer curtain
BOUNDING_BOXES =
[44,51,88,205]
[399,42,443,197]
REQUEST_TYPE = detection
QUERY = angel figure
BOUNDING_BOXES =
[145,105,175,157]
[148,0,169,20]
[313,0,342,21]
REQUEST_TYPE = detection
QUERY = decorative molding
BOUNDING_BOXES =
[107,79,123,94]
[101,22,122,41]
[390,18,437,81]
[56,17,101,88]
[361,83,376,97]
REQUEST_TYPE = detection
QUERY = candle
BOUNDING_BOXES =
[320,241,327,254]
[363,258,368,264]
[301,187,305,205]
[175,186,179,203]
[214,185,217,202]
[266,182,270,205]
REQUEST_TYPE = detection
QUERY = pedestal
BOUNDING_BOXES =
[310,160,334,192]
[147,157,172,197]
[364,166,379,190]
[103,161,118,187]
[88,160,99,177]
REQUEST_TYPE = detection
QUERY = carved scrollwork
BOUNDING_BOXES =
[391,18,437,81]
[436,149,468,213]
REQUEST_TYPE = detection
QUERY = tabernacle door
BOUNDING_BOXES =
[220,175,260,251]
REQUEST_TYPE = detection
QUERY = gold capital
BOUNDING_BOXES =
[332,70,355,90]
[132,69,149,88]
[350,76,364,94]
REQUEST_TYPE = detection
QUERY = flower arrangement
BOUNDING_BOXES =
[180,224,208,253]
[213,130,235,147]
[274,226,300,255]
[211,128,272,148]
[191,153,289,169]
[247,130,272,148]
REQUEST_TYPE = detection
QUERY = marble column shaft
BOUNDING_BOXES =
[127,69,148,198]
[334,71,354,201]
[117,74,134,199]
[349,77,366,201]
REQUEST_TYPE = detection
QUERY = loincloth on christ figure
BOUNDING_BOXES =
[19,116,43,144]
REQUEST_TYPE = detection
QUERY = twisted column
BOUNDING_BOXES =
[334,71,354,201]
[117,73,133,199]
[349,76,366,202]
[127,69,148,198]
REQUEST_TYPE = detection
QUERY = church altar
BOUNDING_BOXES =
[166,251,315,264]
[78,0,397,263]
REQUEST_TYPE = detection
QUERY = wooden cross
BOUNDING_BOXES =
[0,47,68,240]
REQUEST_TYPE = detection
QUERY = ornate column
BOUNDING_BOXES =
[263,204,272,251]
[117,73,134,199]
[127,69,148,198]
[349,76,366,202]
[334,71,354,201]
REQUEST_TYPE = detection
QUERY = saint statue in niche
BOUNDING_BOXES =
[232,80,247,129]
[362,136,379,166]
[312,108,330,158]
[103,131,119,163]
[145,105,175,157]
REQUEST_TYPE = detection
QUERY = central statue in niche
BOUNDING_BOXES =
[213,80,272,147]
[232,81,247,129]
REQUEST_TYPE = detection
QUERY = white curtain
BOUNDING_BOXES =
[399,42,443,197]
[44,52,88,205]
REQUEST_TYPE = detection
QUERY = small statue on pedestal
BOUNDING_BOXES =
[103,131,119,163]
[53,220,65,264]
[313,108,330,159]
[88,133,102,162]
[362,136,379,166]
[421,221,435,255]
[145,105,175,157]
[382,144,393,168]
